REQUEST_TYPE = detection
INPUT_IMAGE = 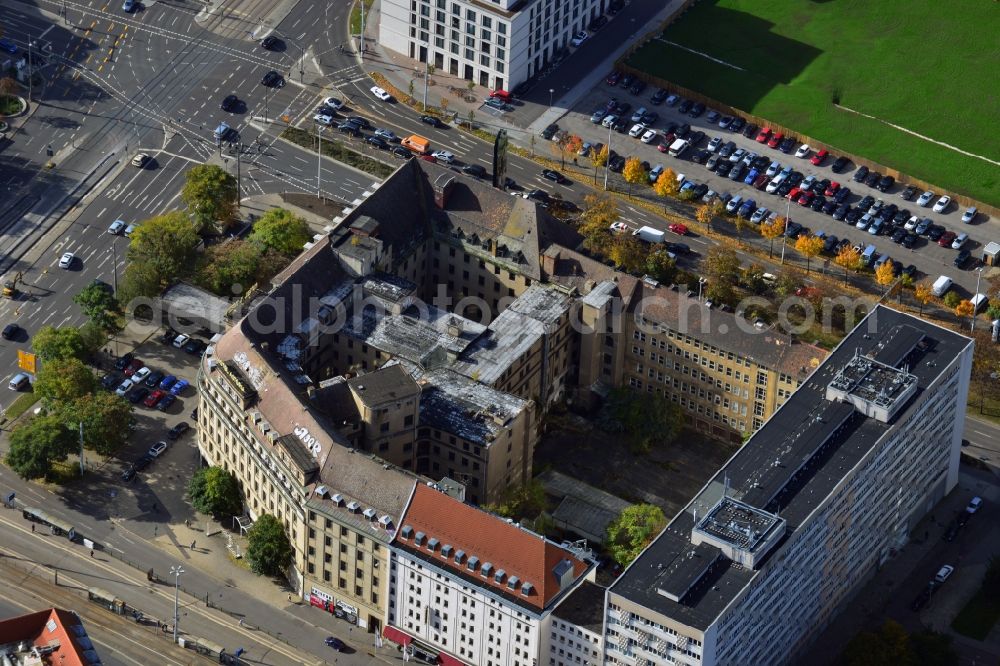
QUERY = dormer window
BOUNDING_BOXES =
[441,545,453,558]
[507,575,520,590]
[414,531,426,545]
[427,538,439,551]
[520,582,534,596]
[455,550,466,564]
[481,562,493,578]
[363,508,377,520]
[467,556,479,571]
[400,525,414,539]
[494,569,506,584]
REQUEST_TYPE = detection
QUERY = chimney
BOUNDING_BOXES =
[433,174,456,209]
[540,249,558,277]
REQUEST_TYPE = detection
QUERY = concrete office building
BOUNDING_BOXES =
[604,305,973,665]
[384,483,596,665]
[547,580,606,666]
[379,0,608,92]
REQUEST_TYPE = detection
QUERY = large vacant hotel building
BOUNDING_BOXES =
[195,158,823,638]
[604,305,973,665]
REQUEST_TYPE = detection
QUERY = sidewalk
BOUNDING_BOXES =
[354,0,688,149]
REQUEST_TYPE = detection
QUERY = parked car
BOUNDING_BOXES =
[810,149,828,165]
[933,195,952,213]
[916,190,935,207]
[167,422,191,440]
[966,496,983,514]
[148,441,168,458]
[853,166,870,183]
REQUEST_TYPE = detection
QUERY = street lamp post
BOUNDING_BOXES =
[170,566,184,643]
[26,36,33,101]
[549,88,554,108]
[360,0,366,63]
[316,126,323,196]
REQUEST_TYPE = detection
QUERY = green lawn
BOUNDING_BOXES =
[952,588,1000,640]
[627,0,1000,206]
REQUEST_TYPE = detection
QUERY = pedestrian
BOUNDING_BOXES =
[184,519,190,528]
[239,617,244,627]
[31,524,35,533]
[191,540,196,550]
[90,549,94,557]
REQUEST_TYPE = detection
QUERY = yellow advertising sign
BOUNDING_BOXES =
[17,350,37,374]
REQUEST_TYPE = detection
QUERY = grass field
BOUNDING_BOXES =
[627,0,1000,206]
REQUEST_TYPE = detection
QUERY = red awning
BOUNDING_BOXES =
[381,626,412,647]
[437,652,466,666]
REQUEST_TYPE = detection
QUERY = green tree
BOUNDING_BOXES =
[34,358,97,405]
[608,388,684,454]
[645,249,677,284]
[483,479,547,520]
[32,326,88,361]
[5,415,77,480]
[73,282,120,333]
[943,291,961,308]
[126,210,199,296]
[841,619,912,666]
[196,240,261,296]
[119,260,165,305]
[60,392,134,456]
[704,247,741,305]
[246,513,294,576]
[622,157,646,198]
[79,321,108,355]
[248,208,311,255]
[181,164,238,233]
[606,504,667,567]
[188,466,244,517]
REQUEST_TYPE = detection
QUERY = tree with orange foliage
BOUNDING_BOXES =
[794,234,826,273]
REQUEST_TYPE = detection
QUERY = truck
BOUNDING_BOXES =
[932,275,953,297]
[861,244,877,266]
[668,139,690,157]
[401,134,431,154]
[632,226,665,244]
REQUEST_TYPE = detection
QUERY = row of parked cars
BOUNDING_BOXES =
[599,72,981,222]
[912,496,984,612]
[120,420,191,482]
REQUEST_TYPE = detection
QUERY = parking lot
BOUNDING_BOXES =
[553,74,993,295]
[59,326,213,528]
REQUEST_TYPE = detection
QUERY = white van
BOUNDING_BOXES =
[8,372,30,391]
[970,293,989,313]
[932,275,952,297]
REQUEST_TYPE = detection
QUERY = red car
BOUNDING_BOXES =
[753,173,770,190]
[143,389,166,408]
[755,127,772,143]
[657,143,670,153]
[824,181,840,196]
[796,190,814,206]
[810,149,829,166]
[124,359,144,377]
[606,71,622,86]
[767,132,784,148]
[668,223,688,235]
[419,154,436,163]
[938,231,957,247]
[786,187,803,201]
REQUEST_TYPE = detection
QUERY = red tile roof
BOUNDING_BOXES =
[396,484,590,611]
[0,608,93,665]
